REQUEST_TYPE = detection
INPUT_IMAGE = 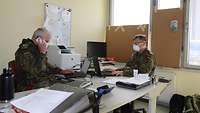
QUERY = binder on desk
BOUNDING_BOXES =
[116,77,151,90]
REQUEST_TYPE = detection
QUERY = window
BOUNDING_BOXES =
[158,0,181,10]
[111,0,150,26]
[185,0,200,67]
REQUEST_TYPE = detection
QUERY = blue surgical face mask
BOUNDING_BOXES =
[133,44,140,52]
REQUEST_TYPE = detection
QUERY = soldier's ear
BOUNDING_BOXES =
[36,35,42,39]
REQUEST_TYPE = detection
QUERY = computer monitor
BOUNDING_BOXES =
[87,41,107,58]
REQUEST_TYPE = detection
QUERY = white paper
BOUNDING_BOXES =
[135,74,149,79]
[100,65,118,71]
[103,75,150,85]
[120,77,150,85]
[102,77,128,85]
[11,88,73,113]
[44,3,71,47]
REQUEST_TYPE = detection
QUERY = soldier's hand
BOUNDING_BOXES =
[36,38,48,54]
[60,69,74,75]
[111,71,123,76]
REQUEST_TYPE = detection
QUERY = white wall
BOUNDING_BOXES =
[158,67,200,96]
[0,0,108,70]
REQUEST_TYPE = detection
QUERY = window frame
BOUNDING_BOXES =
[109,0,154,50]
[109,0,151,26]
[157,0,182,10]
[183,0,200,69]
[109,0,114,25]
[109,0,200,69]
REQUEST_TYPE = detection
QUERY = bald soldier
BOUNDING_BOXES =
[112,34,155,113]
[15,28,73,92]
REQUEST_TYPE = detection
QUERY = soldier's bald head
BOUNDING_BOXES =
[32,28,51,43]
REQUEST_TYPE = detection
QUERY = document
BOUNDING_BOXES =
[102,77,129,85]
[103,74,150,85]
[44,3,71,47]
[100,65,118,71]
[120,77,150,85]
[10,88,73,113]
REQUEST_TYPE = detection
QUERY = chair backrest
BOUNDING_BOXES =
[8,60,16,76]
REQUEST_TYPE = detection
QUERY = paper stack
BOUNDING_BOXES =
[10,89,73,113]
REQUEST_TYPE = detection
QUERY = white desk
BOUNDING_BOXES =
[0,77,168,113]
[87,77,168,113]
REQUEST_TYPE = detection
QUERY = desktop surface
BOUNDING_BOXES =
[0,76,168,113]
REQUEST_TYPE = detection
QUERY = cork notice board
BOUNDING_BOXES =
[106,25,148,62]
[152,9,184,68]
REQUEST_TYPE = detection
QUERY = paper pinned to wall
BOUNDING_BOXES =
[44,3,72,47]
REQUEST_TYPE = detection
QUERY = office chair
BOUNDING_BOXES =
[8,60,16,76]
[8,60,34,92]
[113,102,146,113]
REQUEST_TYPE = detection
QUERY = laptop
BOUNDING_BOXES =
[56,58,92,88]
[93,57,114,77]
[56,58,91,79]
[69,58,91,78]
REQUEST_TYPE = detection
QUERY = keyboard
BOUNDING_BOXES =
[101,71,116,77]
[70,72,86,78]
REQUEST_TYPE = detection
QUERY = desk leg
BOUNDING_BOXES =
[148,96,157,113]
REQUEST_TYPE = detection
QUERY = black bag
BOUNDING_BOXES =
[169,94,185,113]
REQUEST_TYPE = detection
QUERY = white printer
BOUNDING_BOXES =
[47,45,81,70]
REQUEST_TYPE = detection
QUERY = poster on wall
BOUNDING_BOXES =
[44,3,72,47]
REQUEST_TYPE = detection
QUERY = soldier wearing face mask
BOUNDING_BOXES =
[112,34,155,76]
[112,34,155,113]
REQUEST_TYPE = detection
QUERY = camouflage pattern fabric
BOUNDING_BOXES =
[15,38,61,92]
[123,49,155,76]
[184,94,200,113]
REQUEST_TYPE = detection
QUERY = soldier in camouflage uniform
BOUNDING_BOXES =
[113,34,155,113]
[15,28,73,92]
[112,34,155,77]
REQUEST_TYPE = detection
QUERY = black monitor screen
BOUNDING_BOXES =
[58,45,66,49]
[87,41,107,58]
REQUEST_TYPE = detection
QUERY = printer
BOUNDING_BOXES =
[47,45,81,70]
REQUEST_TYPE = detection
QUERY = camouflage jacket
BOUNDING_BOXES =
[184,94,200,113]
[123,49,155,76]
[15,38,61,92]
